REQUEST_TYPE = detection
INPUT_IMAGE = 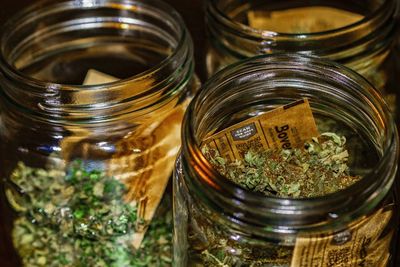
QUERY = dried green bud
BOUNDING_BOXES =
[204,132,360,198]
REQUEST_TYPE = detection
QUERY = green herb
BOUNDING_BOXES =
[203,132,360,198]
[188,213,293,267]
[195,132,361,266]
[6,161,172,267]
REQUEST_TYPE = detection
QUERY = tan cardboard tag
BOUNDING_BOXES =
[108,105,184,248]
[203,99,319,161]
[291,207,393,267]
[61,69,176,249]
[248,7,363,33]
[83,69,118,85]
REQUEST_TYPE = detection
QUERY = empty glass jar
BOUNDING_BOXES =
[174,54,399,267]
[0,0,198,266]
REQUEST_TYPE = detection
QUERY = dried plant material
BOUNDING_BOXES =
[203,132,360,198]
[109,105,184,248]
[193,131,382,266]
[59,70,182,249]
[6,162,172,267]
[192,100,366,265]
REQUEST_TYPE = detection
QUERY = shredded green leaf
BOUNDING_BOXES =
[7,161,172,267]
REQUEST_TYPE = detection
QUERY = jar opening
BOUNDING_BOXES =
[0,0,186,86]
[182,54,398,232]
[212,0,388,36]
[0,0,194,122]
[206,0,397,64]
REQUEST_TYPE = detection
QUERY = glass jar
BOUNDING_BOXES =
[0,0,198,266]
[205,0,400,114]
[174,54,399,267]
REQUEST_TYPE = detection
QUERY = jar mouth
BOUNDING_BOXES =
[182,54,398,233]
[0,0,193,121]
[207,0,397,62]
[210,0,388,37]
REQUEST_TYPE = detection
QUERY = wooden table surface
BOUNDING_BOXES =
[0,1,399,266]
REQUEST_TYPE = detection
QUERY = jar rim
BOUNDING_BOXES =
[0,0,195,122]
[0,0,188,90]
[208,0,393,38]
[181,53,398,233]
[206,0,397,63]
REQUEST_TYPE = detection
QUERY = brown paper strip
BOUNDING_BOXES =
[60,69,176,249]
[203,99,319,161]
[291,207,393,267]
[248,7,363,33]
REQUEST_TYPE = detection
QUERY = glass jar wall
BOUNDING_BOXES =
[174,54,399,267]
[205,0,400,114]
[0,0,198,266]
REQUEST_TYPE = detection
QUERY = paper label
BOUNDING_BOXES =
[61,69,177,249]
[83,69,119,85]
[109,104,184,248]
[291,207,393,267]
[203,99,319,161]
[248,7,363,33]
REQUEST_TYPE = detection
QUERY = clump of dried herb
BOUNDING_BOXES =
[6,161,172,267]
[193,132,361,266]
[186,196,295,267]
[203,132,360,198]
[190,218,293,267]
